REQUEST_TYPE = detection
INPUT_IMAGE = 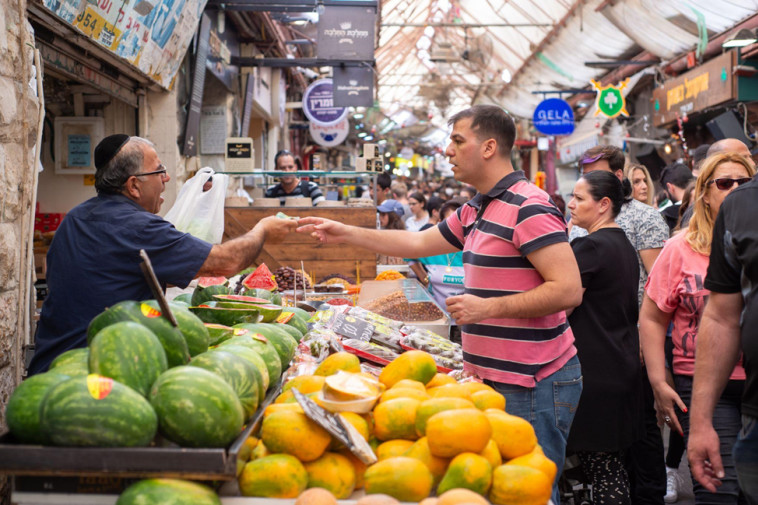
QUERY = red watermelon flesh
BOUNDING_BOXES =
[213,294,270,304]
[198,276,228,288]
[242,264,277,291]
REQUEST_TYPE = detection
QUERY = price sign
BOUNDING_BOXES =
[332,314,374,342]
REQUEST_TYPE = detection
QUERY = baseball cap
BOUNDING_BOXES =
[376,199,405,217]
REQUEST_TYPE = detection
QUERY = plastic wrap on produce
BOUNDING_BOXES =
[348,306,404,329]
[299,328,342,361]
[401,326,464,370]
[342,338,400,362]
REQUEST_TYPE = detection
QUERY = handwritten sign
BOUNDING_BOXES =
[332,314,374,342]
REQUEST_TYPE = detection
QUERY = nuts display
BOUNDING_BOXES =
[318,273,355,285]
[274,266,312,292]
[364,290,444,322]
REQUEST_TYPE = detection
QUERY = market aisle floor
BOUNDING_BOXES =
[664,424,695,505]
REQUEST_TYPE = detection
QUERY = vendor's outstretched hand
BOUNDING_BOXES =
[296,217,349,245]
[257,215,297,243]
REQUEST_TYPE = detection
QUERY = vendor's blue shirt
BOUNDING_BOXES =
[29,194,213,374]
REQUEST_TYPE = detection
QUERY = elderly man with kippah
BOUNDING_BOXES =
[27,135,297,375]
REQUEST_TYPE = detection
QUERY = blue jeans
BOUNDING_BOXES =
[734,415,758,505]
[485,354,583,505]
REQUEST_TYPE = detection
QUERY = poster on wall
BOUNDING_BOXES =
[42,0,208,89]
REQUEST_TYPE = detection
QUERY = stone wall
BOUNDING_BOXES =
[0,0,40,502]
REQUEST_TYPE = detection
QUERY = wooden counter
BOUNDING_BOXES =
[223,207,377,282]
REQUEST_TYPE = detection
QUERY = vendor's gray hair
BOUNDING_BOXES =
[95,137,155,194]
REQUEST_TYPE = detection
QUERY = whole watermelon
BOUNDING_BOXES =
[87,301,190,368]
[219,333,282,383]
[149,367,244,448]
[116,478,221,505]
[233,323,297,369]
[49,348,89,371]
[5,371,71,444]
[189,350,260,420]
[215,345,270,395]
[142,300,210,356]
[89,322,168,397]
[40,375,157,447]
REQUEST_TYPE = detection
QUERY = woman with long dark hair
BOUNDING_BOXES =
[566,171,643,505]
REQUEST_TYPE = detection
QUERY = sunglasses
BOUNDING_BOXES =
[708,177,752,191]
[133,164,167,178]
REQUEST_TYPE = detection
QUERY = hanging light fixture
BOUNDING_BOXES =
[722,28,758,48]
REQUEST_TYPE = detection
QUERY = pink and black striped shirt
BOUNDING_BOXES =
[438,171,576,387]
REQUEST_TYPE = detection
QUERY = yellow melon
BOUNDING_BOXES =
[373,398,421,441]
[484,410,537,460]
[426,409,492,458]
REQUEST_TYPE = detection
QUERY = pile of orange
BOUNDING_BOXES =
[237,349,556,505]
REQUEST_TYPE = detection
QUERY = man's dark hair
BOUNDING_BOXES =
[376,171,392,191]
[439,200,463,220]
[274,150,294,167]
[94,137,153,195]
[660,162,694,189]
[427,195,444,215]
[448,105,515,157]
[579,145,626,173]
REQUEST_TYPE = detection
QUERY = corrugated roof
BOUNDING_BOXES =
[377,0,758,130]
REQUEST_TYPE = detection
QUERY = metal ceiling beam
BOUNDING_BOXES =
[207,0,376,11]
[231,57,374,67]
[381,22,553,27]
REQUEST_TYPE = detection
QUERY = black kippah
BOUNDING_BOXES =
[95,134,130,170]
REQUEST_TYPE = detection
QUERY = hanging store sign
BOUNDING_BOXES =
[592,79,630,118]
[205,10,239,92]
[41,0,207,89]
[532,98,575,136]
[333,66,374,107]
[303,79,348,126]
[310,118,350,148]
[652,51,737,127]
[317,5,376,61]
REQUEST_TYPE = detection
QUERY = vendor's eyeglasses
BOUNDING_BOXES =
[708,177,752,190]
[134,164,167,177]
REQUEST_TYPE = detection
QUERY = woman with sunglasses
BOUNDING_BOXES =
[640,152,755,505]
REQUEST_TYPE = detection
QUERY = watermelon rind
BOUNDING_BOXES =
[87,301,190,368]
[274,322,304,343]
[5,371,71,444]
[189,306,261,326]
[205,323,235,346]
[49,348,89,371]
[191,284,232,307]
[231,323,296,368]
[40,376,158,447]
[214,345,270,395]
[215,294,271,304]
[213,296,283,323]
[282,306,313,323]
[284,314,308,336]
[116,478,221,505]
[89,322,168,397]
[142,300,210,356]
[172,293,194,305]
[219,333,282,383]
[149,367,244,448]
[189,351,260,420]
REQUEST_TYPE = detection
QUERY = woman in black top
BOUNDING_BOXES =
[566,171,644,505]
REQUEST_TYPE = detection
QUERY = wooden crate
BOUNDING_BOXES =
[223,208,377,282]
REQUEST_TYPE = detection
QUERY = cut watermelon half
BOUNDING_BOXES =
[213,294,271,304]
[198,276,228,288]
[242,264,278,291]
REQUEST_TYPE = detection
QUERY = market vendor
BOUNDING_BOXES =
[298,105,582,504]
[28,135,297,375]
[265,150,325,206]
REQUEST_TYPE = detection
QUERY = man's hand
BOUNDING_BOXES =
[296,217,350,245]
[688,424,724,492]
[257,215,297,244]
[445,294,491,325]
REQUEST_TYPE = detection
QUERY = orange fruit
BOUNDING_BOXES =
[427,384,473,401]
[438,488,491,505]
[391,379,427,392]
[426,373,458,389]
[379,351,438,387]
[303,452,356,499]
[484,410,536,460]
[376,439,416,460]
[380,387,430,403]
[415,397,477,436]
[403,436,450,485]
[489,464,552,505]
[295,488,338,505]
[505,449,558,482]
[437,452,493,495]
[364,457,434,502]
[479,439,502,468]
[426,409,492,458]
[260,411,332,462]
[470,390,506,411]
[373,398,421,441]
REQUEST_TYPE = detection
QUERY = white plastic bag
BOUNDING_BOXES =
[165,167,229,243]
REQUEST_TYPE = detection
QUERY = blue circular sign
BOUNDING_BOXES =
[533,98,575,136]
[302,78,348,126]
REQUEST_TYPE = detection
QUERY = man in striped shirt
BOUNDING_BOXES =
[298,105,583,502]
[265,150,325,206]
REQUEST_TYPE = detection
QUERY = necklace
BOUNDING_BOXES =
[445,253,454,273]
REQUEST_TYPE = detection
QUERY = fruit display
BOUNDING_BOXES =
[234,348,554,505]
[274,265,313,291]
[375,270,406,281]
[365,290,445,322]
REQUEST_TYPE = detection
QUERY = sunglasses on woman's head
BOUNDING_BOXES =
[708,177,752,190]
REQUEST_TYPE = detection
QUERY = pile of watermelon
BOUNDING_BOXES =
[5,263,313,450]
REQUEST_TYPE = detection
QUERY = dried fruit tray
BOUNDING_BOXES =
[0,380,281,482]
